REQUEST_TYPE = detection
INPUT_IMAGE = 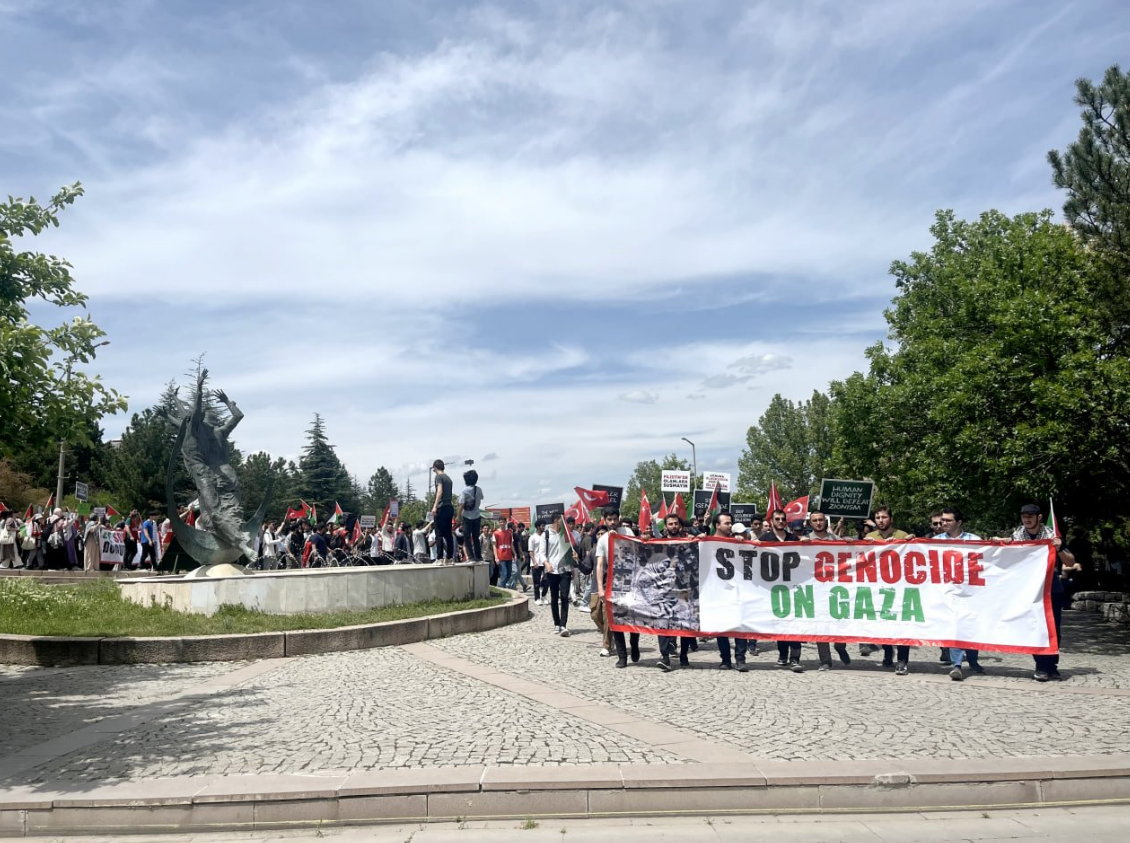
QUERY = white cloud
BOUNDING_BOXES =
[619,390,659,405]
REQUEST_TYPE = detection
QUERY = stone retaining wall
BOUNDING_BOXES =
[0,591,528,666]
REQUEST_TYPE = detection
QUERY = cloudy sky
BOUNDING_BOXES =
[3,0,1124,509]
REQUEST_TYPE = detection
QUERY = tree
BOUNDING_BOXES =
[831,209,1130,531]
[101,385,194,513]
[622,453,691,520]
[0,184,126,462]
[235,451,291,522]
[365,466,399,515]
[297,414,353,518]
[401,475,418,504]
[736,391,837,505]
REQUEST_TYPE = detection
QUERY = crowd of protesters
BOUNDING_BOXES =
[0,506,168,572]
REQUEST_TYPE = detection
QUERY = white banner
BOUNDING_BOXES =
[607,536,1056,654]
[661,470,691,492]
[702,472,731,492]
[99,529,126,565]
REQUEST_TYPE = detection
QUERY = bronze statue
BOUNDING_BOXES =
[164,369,272,567]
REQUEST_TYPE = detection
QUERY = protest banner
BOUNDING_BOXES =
[592,485,623,510]
[99,529,126,566]
[605,536,1056,653]
[92,507,106,521]
[486,506,532,525]
[702,472,731,493]
[661,471,692,493]
[535,503,565,522]
[693,489,731,519]
[730,503,760,528]
[74,481,89,502]
[818,479,875,518]
[359,515,376,529]
[388,499,399,519]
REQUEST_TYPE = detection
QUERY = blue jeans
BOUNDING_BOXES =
[498,558,514,589]
[950,647,980,668]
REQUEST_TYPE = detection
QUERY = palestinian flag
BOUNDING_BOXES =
[1048,498,1061,538]
[305,501,317,525]
[24,504,34,521]
[105,504,121,518]
[329,502,344,526]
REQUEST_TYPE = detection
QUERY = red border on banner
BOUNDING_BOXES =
[604,534,1058,655]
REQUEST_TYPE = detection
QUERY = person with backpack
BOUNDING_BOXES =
[458,470,483,562]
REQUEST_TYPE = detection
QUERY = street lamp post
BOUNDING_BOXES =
[681,437,697,492]
[56,342,110,505]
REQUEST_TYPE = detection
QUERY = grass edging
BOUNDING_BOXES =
[0,589,530,666]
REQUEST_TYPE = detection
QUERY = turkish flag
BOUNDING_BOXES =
[784,495,809,529]
[766,482,783,518]
[351,518,362,546]
[656,495,668,520]
[671,493,687,521]
[638,490,652,535]
[564,498,591,525]
[574,487,611,510]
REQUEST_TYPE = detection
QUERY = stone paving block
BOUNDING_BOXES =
[1040,775,1130,802]
[589,784,821,814]
[817,780,1042,810]
[428,789,589,820]
[482,764,623,791]
[25,804,194,834]
[340,766,484,795]
[0,634,101,666]
[337,794,428,822]
[194,774,346,803]
[621,763,765,789]
[252,798,338,826]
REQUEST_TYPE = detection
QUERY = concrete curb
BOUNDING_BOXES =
[0,591,529,666]
[1,756,1128,835]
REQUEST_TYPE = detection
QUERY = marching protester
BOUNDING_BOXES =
[861,505,912,674]
[934,507,984,680]
[1009,503,1072,681]
[529,519,549,604]
[0,509,19,569]
[713,511,754,671]
[592,507,633,659]
[138,511,159,570]
[656,513,694,671]
[544,513,574,636]
[802,510,853,671]
[758,508,805,673]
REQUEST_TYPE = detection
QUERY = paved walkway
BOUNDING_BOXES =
[3,606,1130,785]
[28,805,1130,842]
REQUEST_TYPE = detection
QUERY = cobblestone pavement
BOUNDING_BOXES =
[3,603,1130,783]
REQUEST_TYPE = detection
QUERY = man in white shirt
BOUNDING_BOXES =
[528,520,549,604]
[412,521,429,562]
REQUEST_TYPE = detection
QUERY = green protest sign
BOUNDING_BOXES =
[818,479,875,518]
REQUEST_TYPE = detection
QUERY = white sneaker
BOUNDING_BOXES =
[560,628,570,637]
[553,626,561,634]
[599,648,611,657]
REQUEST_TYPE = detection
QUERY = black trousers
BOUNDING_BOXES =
[881,645,912,662]
[139,543,158,568]
[547,572,572,628]
[613,631,640,661]
[531,566,547,598]
[462,518,481,561]
[434,505,455,559]
[777,640,801,661]
[659,635,692,662]
[1034,592,1064,673]
[717,638,749,665]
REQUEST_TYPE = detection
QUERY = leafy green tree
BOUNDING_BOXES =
[101,385,193,512]
[0,183,126,461]
[297,414,352,517]
[622,453,691,520]
[364,466,399,515]
[831,209,1129,530]
[398,499,428,528]
[736,391,837,505]
[235,451,291,522]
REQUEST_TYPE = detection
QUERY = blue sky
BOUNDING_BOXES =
[3,0,1126,508]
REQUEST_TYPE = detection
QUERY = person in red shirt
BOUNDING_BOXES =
[494,523,516,589]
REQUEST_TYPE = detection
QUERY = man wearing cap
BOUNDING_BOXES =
[1010,503,1072,681]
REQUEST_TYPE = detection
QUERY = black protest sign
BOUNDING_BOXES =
[535,503,565,523]
[693,489,731,519]
[730,503,760,528]
[818,479,876,518]
[592,484,623,510]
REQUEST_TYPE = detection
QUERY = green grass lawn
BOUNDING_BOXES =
[0,578,508,638]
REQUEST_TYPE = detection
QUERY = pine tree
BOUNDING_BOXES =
[298,414,352,519]
[401,475,417,503]
[365,466,399,514]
